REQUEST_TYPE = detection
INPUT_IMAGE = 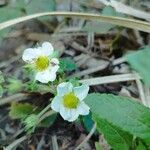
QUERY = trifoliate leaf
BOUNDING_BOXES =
[84,93,150,141]
[59,58,77,72]
[126,46,150,86]
[9,102,35,119]
[6,78,23,94]
[25,81,38,92]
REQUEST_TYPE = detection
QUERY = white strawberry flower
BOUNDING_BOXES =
[22,42,59,83]
[51,82,90,122]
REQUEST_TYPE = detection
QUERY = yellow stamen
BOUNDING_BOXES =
[63,92,79,109]
[35,56,49,71]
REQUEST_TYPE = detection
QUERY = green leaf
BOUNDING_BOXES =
[94,115,132,150]
[13,0,27,8]
[9,102,35,119]
[136,141,147,150]
[84,93,150,140]
[59,58,77,72]
[68,78,80,86]
[26,0,55,19]
[6,78,23,94]
[25,81,38,92]
[95,142,103,150]
[126,46,150,86]
[83,6,125,33]
[40,113,57,127]
[102,6,124,17]
[0,6,23,40]
[0,7,23,23]
[82,113,95,132]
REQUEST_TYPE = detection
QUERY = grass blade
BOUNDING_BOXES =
[0,12,150,33]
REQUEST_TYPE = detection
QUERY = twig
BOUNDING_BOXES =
[132,69,148,106]
[80,73,141,85]
[0,116,7,123]
[0,93,29,106]
[51,135,59,150]
[59,27,82,32]
[38,104,51,118]
[65,41,91,55]
[27,32,88,41]
[112,57,126,66]
[71,62,109,77]
[0,128,6,140]
[5,136,27,150]
[75,123,96,150]
[0,55,20,69]
[13,129,25,138]
[135,78,147,106]
[144,86,150,107]
[37,135,45,150]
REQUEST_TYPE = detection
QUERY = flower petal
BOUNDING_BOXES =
[59,106,71,121]
[57,82,73,97]
[77,101,90,115]
[22,48,41,62]
[51,96,62,112]
[68,109,79,122]
[35,65,59,83]
[59,107,79,122]
[35,70,50,83]
[48,65,59,81]
[41,42,54,56]
[74,84,89,100]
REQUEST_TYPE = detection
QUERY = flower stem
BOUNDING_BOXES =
[37,102,52,118]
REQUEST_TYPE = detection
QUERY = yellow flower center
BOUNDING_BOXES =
[63,92,79,109]
[35,56,49,71]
